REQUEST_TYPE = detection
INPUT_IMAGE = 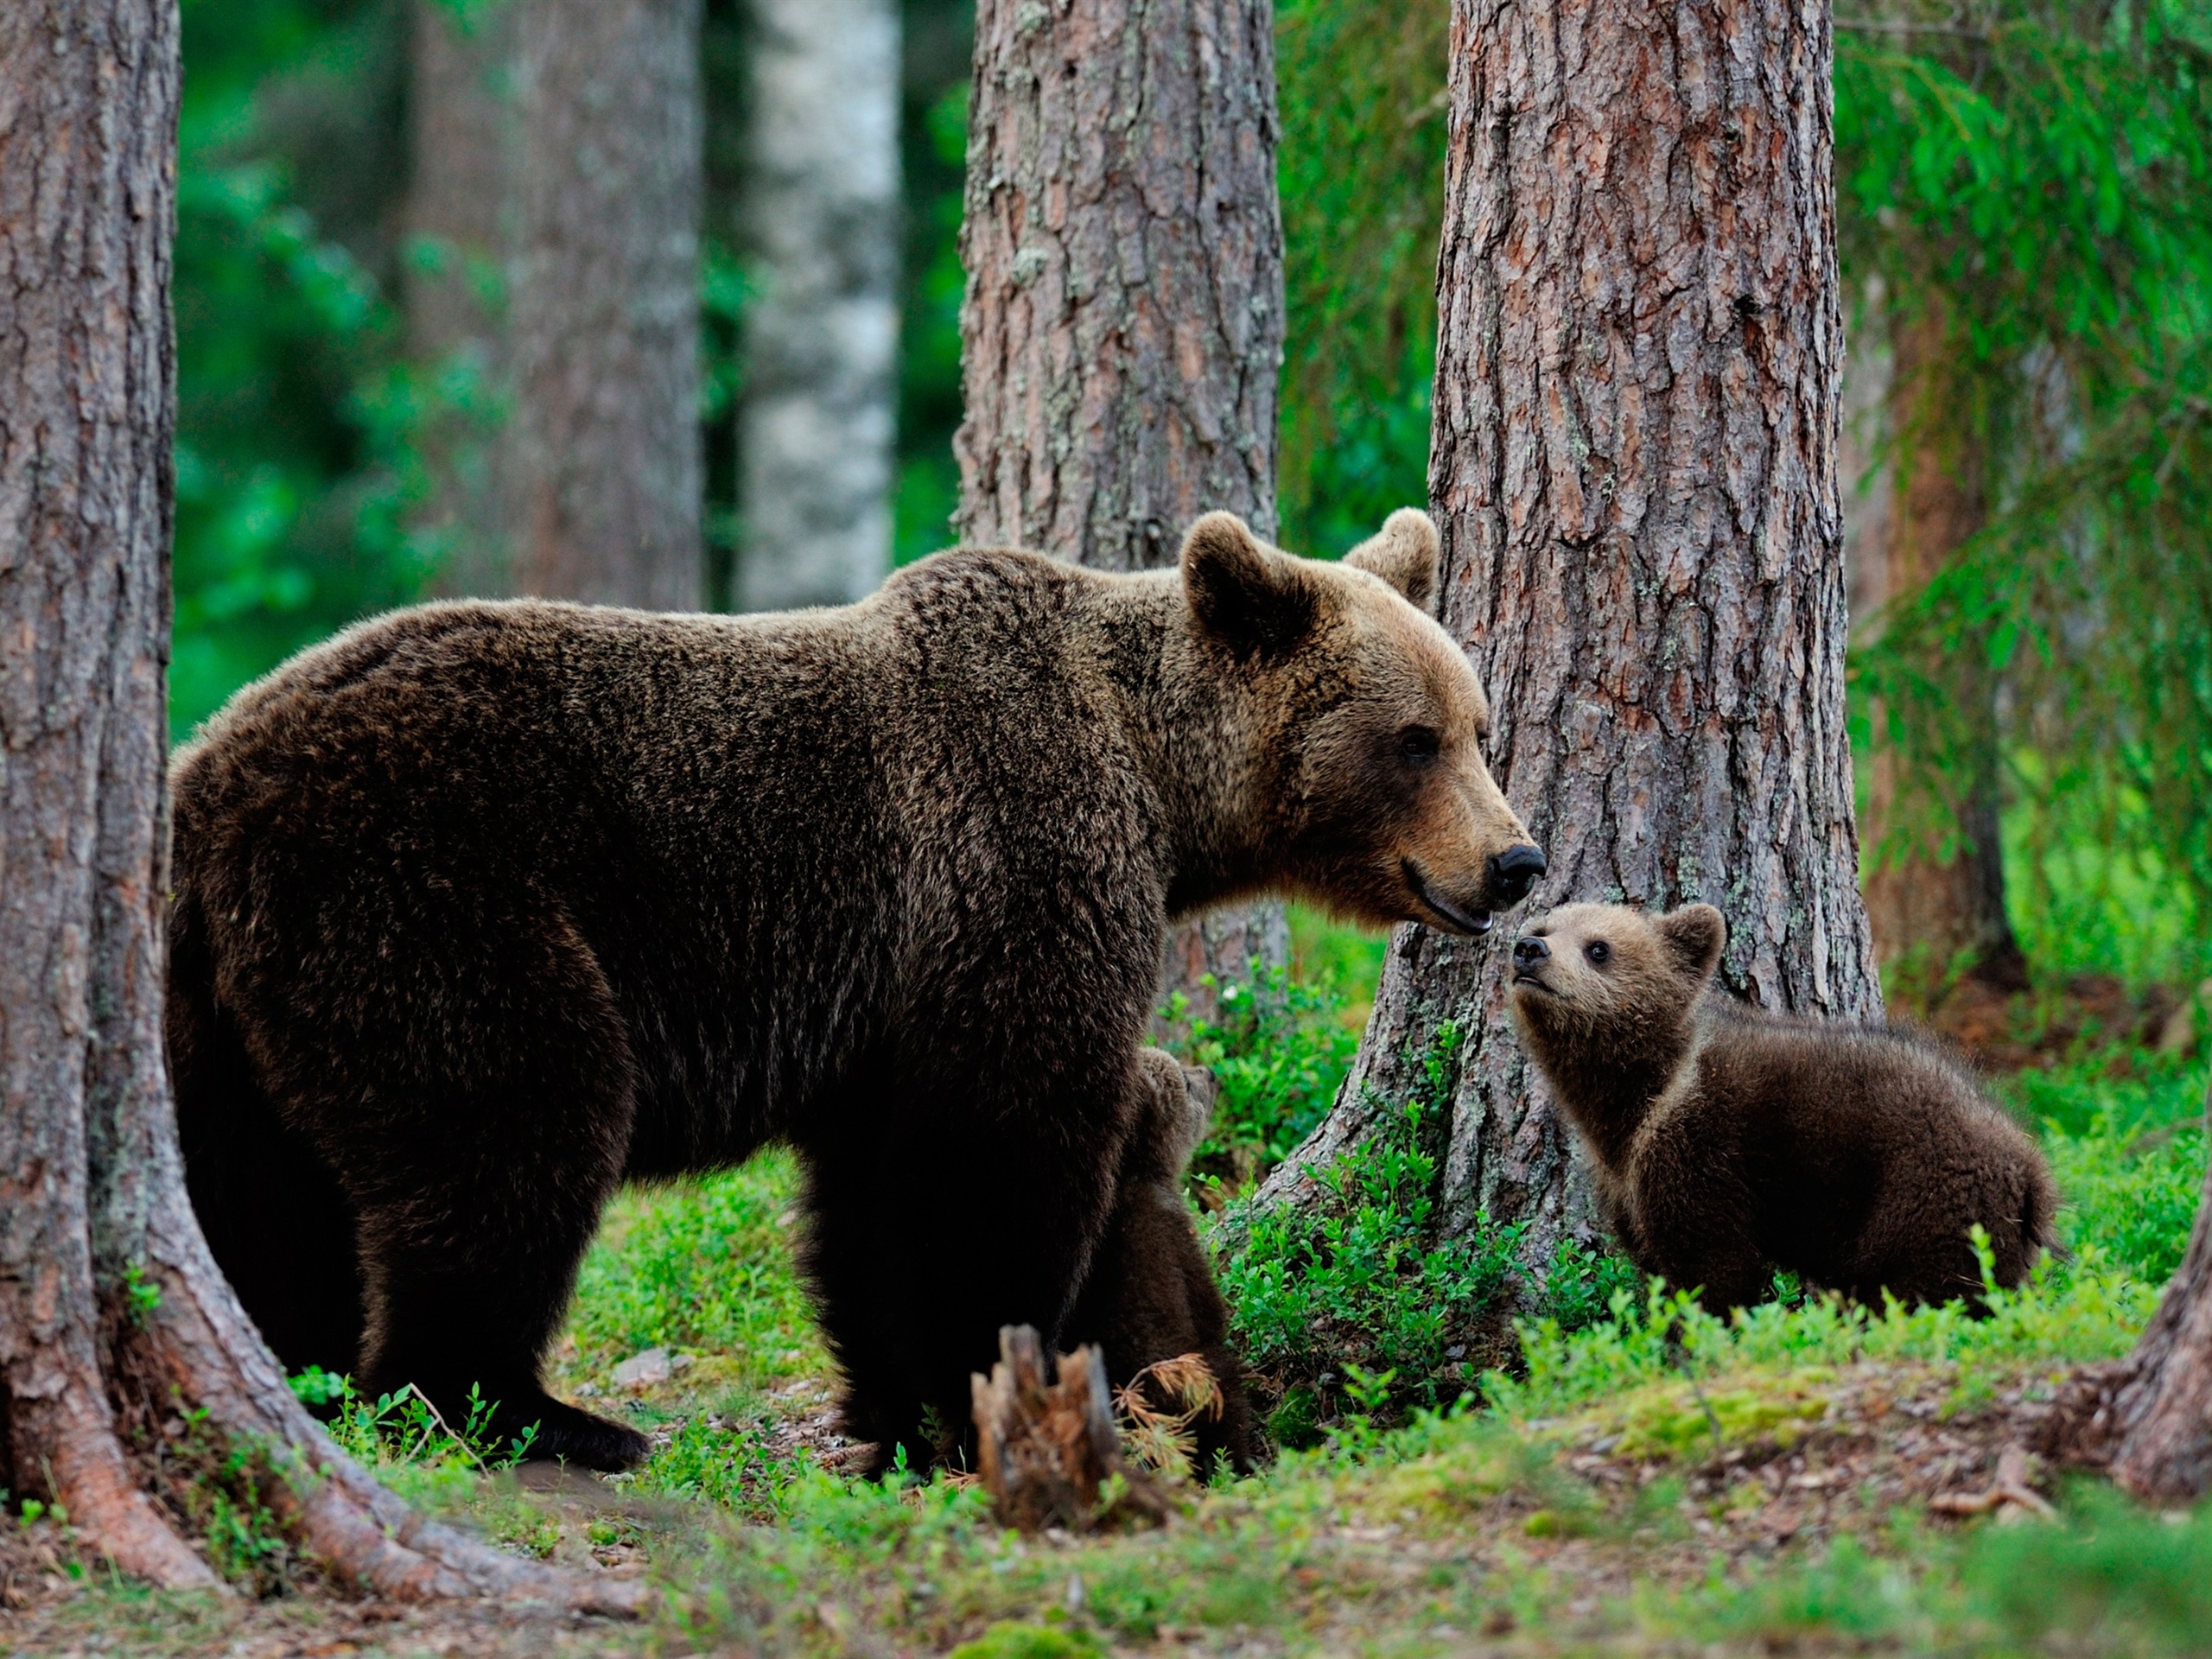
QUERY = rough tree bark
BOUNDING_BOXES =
[0,0,633,1606]
[1858,292,2025,997]
[737,0,902,612]
[505,0,703,608]
[955,0,1289,1005]
[407,0,518,600]
[1255,0,1883,1300]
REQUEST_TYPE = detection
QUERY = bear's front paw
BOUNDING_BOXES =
[513,1394,654,1471]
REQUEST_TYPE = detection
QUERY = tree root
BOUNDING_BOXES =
[109,1195,644,1615]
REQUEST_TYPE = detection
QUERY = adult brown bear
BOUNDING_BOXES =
[169,509,1544,1471]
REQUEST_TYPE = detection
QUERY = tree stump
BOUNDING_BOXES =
[969,1327,1167,1532]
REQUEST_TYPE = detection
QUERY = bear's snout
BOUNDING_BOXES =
[1487,843,1547,907]
[1511,934,1552,976]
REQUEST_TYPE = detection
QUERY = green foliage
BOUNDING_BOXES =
[894,79,972,567]
[947,1622,1102,1659]
[171,0,451,739]
[1839,1,2212,982]
[167,1408,295,1596]
[303,1371,541,1476]
[1969,1484,2212,1650]
[628,1410,811,1520]
[2019,1052,2209,1284]
[1166,970,1360,1189]
[565,1150,824,1387]
[1274,0,1446,556]
[1211,1031,1530,1421]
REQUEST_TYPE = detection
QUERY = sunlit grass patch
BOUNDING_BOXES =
[561,1148,824,1393]
[1491,1246,2157,1425]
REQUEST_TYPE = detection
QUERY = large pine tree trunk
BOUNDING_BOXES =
[407,0,518,599]
[1256,0,1881,1299]
[737,0,902,612]
[505,0,704,608]
[955,0,1288,1005]
[0,0,632,1605]
[1859,294,2025,998]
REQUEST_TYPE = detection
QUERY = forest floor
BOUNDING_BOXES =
[5,939,2209,1659]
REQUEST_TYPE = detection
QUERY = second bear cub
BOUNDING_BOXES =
[1066,1048,1257,1472]
[1509,903,2055,1313]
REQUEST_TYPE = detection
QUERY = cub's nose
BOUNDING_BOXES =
[1488,844,1548,906]
[1511,935,1551,972]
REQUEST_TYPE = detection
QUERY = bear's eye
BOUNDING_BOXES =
[1585,941,1611,966]
[1398,726,1441,765]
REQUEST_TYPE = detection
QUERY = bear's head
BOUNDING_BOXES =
[1178,509,1543,936]
[1506,902,1726,1055]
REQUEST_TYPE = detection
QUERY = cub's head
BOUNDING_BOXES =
[1507,903,1726,1043]
[1179,509,1544,936]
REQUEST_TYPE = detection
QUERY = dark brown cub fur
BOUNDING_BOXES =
[169,509,1541,1472]
[1509,903,2056,1314]
[1065,1049,1257,1474]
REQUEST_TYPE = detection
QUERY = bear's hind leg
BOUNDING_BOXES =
[355,1154,647,1471]
[799,1068,1134,1475]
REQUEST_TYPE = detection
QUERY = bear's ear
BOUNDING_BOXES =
[1181,512,1318,658]
[1343,508,1440,616]
[1657,903,1726,984]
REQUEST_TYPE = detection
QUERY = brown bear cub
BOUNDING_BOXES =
[1508,903,2056,1314]
[170,507,1546,1472]
[1066,1050,1258,1474]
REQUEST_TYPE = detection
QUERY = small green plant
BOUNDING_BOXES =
[1164,965,1362,1191]
[165,1406,294,1596]
[947,1622,1102,1659]
[118,1261,162,1326]
[1211,1029,1527,1422]
[297,1370,539,1473]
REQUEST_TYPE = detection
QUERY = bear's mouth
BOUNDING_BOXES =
[1403,861,1493,936]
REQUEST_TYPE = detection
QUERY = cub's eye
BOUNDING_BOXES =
[1585,941,1611,966]
[1398,726,1441,765]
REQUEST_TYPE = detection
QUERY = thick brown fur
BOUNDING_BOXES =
[1508,903,2056,1315]
[1065,1050,1258,1474]
[168,509,1541,1471]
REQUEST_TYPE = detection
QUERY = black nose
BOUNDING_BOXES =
[1512,935,1551,970]
[1488,843,1547,906]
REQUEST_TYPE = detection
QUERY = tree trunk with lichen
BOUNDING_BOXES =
[505,0,704,608]
[0,0,633,1606]
[1858,292,2025,1001]
[955,0,1288,1010]
[1255,0,1882,1319]
[407,0,518,600]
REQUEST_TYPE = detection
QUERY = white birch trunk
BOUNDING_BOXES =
[737,0,902,611]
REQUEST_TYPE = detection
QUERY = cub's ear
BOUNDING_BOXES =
[1657,903,1726,983]
[1343,507,1440,616]
[1181,512,1317,658]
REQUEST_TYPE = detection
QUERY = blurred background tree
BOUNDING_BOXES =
[1838,0,2212,1001]
[173,0,2212,1003]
